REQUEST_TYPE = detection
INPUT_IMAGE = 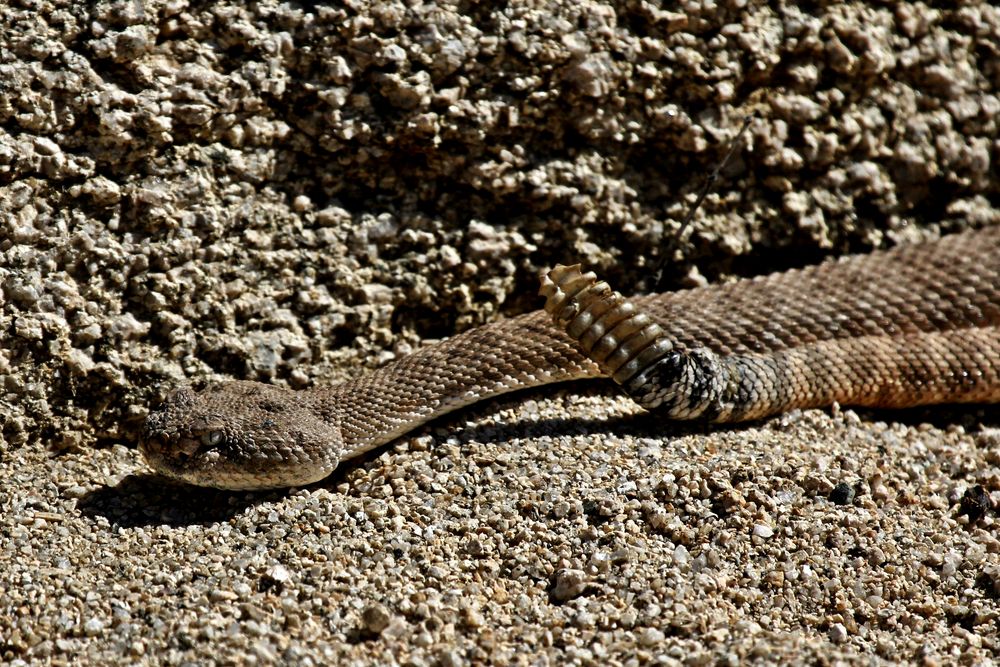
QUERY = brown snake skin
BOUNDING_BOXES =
[141,226,1000,489]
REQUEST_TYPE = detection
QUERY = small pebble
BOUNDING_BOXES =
[673,545,690,566]
[550,569,590,603]
[639,627,665,646]
[362,603,392,634]
[830,483,856,505]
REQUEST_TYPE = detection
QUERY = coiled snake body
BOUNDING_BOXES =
[142,227,1000,489]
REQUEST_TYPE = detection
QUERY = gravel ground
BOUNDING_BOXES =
[3,0,1000,664]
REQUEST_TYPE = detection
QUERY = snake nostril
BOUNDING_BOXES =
[175,437,202,459]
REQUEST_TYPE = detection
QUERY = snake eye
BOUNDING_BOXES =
[202,430,224,447]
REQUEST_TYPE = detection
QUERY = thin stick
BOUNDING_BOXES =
[653,114,754,291]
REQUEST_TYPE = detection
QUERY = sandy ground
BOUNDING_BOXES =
[2,0,1000,664]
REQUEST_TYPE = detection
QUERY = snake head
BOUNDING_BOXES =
[140,380,343,490]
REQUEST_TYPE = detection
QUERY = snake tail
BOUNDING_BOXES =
[541,256,1000,423]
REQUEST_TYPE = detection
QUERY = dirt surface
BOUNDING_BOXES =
[2,1,1000,664]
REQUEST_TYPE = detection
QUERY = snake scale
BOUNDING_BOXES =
[142,226,1000,489]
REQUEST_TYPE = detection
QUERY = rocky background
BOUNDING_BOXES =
[2,0,1000,664]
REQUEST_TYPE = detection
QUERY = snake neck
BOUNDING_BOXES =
[317,311,603,456]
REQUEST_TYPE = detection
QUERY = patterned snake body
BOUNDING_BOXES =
[141,227,1000,489]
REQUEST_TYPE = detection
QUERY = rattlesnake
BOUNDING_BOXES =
[141,226,1000,489]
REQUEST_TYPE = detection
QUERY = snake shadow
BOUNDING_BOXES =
[77,473,292,528]
[451,405,714,446]
[448,380,1000,447]
[854,404,1000,431]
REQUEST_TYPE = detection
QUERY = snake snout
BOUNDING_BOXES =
[139,432,202,466]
